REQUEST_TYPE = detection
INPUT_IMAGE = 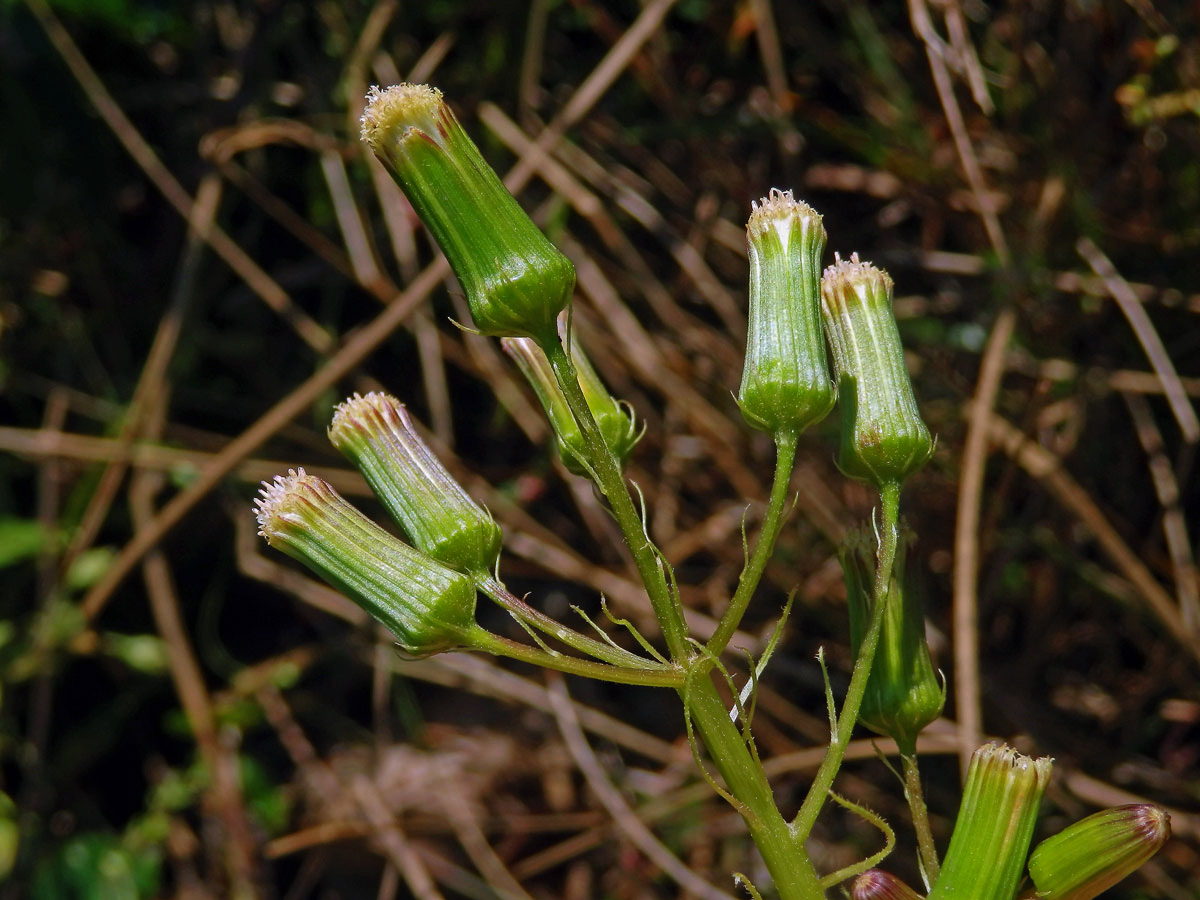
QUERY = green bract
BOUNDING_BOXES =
[254,468,478,656]
[1028,804,1170,900]
[842,527,944,753]
[738,190,836,437]
[820,254,932,489]
[502,333,641,475]
[361,83,575,345]
[328,392,502,575]
[927,743,1052,900]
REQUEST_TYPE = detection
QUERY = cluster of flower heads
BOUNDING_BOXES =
[740,187,932,489]
[249,83,1169,900]
[851,745,1169,900]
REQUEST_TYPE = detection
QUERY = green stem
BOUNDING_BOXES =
[902,751,940,886]
[542,338,690,661]
[476,574,657,669]
[687,674,826,900]
[707,429,799,659]
[542,336,823,898]
[793,479,902,840]
[470,627,684,688]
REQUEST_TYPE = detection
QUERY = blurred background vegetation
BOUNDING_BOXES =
[1,0,1198,897]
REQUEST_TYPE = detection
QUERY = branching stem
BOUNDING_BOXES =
[476,575,657,669]
[542,338,690,660]
[470,628,684,688]
[793,479,902,840]
[542,334,825,899]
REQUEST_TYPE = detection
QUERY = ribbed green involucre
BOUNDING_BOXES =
[329,392,502,575]
[361,83,574,345]
[820,254,932,488]
[255,468,478,657]
[738,189,835,437]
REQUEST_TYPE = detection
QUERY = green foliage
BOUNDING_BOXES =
[239,755,292,836]
[31,832,160,900]
[0,517,51,568]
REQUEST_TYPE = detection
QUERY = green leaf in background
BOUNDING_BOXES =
[64,546,115,592]
[101,632,170,675]
[240,755,292,835]
[0,791,17,880]
[31,832,159,900]
[0,517,51,568]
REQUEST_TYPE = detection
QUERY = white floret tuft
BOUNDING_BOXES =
[359,83,444,150]
[253,467,308,537]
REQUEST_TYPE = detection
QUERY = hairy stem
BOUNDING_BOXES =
[706,430,799,659]
[793,479,901,840]
[476,574,659,669]
[688,674,826,900]
[903,751,940,886]
[470,628,684,688]
[542,337,690,660]
[543,333,824,899]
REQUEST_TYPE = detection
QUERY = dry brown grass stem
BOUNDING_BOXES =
[23,0,335,354]
[982,409,1200,667]
[951,308,1015,776]
[319,150,384,288]
[0,426,369,498]
[1122,392,1200,630]
[125,196,261,898]
[504,0,679,193]
[79,259,449,621]
[1076,236,1200,444]
[748,0,791,114]
[547,676,739,900]
[908,0,1010,264]
[133,469,261,898]
[262,684,449,900]
[909,0,1020,781]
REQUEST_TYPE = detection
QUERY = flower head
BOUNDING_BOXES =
[255,468,478,656]
[1028,804,1170,900]
[851,870,923,900]
[362,84,574,345]
[503,329,640,475]
[821,253,932,488]
[329,392,502,574]
[928,743,1052,900]
[842,526,944,752]
[738,189,836,437]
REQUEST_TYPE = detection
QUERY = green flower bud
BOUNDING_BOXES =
[254,469,478,657]
[851,870,924,900]
[361,84,575,345]
[738,189,836,436]
[501,334,641,475]
[820,254,932,488]
[328,393,502,575]
[928,743,1053,900]
[1028,804,1170,900]
[842,526,944,753]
